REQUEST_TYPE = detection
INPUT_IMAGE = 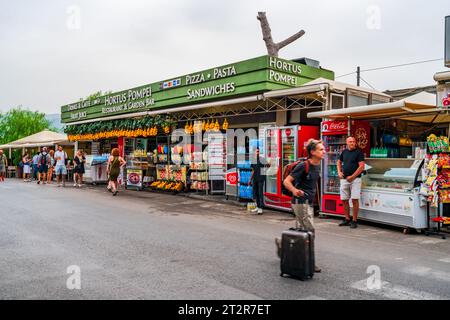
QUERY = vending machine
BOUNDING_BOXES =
[321,120,370,216]
[264,125,319,211]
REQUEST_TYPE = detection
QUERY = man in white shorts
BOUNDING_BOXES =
[54,145,68,187]
[337,136,365,229]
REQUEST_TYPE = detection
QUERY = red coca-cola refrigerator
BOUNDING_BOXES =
[264,125,319,211]
[321,120,370,216]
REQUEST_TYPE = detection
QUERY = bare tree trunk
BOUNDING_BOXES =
[257,12,278,57]
[257,12,305,57]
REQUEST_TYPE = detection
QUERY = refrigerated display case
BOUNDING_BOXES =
[84,155,109,184]
[264,126,319,211]
[320,120,370,216]
[359,158,428,230]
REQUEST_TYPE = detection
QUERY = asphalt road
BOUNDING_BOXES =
[1,179,450,300]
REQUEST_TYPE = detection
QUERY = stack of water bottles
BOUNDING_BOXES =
[238,184,253,199]
[237,160,252,169]
[239,170,252,185]
[370,148,388,158]
[237,160,253,199]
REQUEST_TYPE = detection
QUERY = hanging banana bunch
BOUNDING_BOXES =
[222,118,229,130]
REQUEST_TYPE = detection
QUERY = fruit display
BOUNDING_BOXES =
[169,165,187,183]
[432,216,450,224]
[439,190,450,203]
[183,119,228,135]
[422,156,440,207]
[436,172,450,189]
[190,181,208,190]
[150,180,184,192]
[132,149,147,157]
[427,134,450,153]
[67,127,159,141]
[437,154,450,168]
[190,162,208,170]
[190,171,208,181]
[422,152,450,207]
[156,165,168,180]
[222,119,229,130]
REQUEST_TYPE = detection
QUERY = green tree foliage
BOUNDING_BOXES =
[0,107,56,145]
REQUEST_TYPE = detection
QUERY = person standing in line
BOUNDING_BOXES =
[22,153,32,182]
[54,145,68,187]
[47,149,55,184]
[32,151,40,181]
[0,149,8,182]
[106,148,126,196]
[249,147,268,215]
[73,150,86,188]
[279,139,325,273]
[337,136,365,229]
[37,147,50,185]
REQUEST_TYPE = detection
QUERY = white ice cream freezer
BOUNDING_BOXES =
[84,155,109,184]
[357,158,432,231]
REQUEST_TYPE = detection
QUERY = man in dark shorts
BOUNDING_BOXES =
[37,147,50,185]
[337,136,365,229]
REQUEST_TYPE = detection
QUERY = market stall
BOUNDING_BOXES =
[0,130,74,176]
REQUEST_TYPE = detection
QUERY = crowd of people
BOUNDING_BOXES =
[0,146,126,197]
[16,145,86,187]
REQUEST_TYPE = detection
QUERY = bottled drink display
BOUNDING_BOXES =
[323,135,347,194]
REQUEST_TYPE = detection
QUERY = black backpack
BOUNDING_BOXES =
[40,153,48,166]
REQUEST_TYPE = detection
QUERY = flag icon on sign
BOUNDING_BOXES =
[161,78,181,90]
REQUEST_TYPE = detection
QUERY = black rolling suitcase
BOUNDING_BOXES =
[280,228,315,280]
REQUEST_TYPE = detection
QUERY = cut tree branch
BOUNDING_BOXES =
[276,30,305,50]
[257,11,305,57]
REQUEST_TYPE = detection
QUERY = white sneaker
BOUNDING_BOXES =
[73,183,77,187]
[257,208,263,214]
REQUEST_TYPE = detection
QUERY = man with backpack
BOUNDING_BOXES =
[278,139,325,273]
[37,147,50,185]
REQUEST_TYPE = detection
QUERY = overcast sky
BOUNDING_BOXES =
[0,0,448,114]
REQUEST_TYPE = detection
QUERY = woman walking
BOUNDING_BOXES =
[0,149,7,182]
[73,150,86,188]
[47,150,55,184]
[22,153,31,182]
[107,148,126,196]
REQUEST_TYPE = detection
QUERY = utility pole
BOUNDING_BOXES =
[356,66,361,86]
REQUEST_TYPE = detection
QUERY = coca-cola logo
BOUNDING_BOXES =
[323,121,347,132]
[330,122,346,130]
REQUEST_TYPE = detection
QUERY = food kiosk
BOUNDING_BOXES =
[307,92,441,232]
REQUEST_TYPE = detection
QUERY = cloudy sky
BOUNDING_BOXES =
[0,0,448,114]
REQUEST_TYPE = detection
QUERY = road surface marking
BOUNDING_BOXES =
[351,279,444,300]
[403,266,450,283]
[404,237,447,245]
[298,295,327,300]
[438,257,450,263]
